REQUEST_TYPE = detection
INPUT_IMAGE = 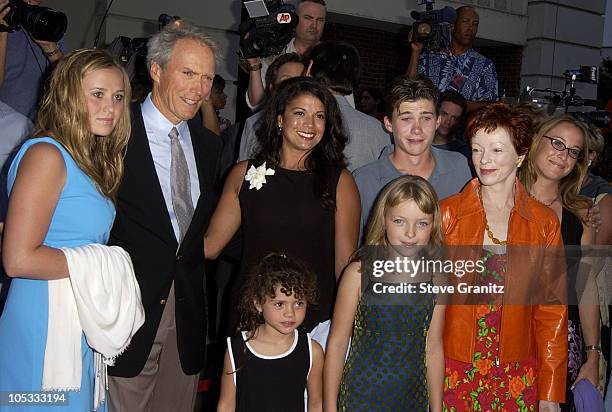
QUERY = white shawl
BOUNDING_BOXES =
[42,244,145,410]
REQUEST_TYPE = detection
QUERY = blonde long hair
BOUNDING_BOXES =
[365,175,444,246]
[35,48,131,200]
[519,115,591,221]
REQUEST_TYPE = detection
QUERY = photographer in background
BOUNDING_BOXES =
[407,5,497,112]
[0,0,66,122]
[244,0,326,110]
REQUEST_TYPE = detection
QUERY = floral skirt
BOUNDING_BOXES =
[442,303,538,412]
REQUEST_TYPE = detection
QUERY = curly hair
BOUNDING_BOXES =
[253,76,348,210]
[465,102,533,157]
[238,253,319,336]
[35,48,131,200]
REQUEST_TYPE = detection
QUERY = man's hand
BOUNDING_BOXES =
[33,39,58,54]
[586,203,601,232]
[406,28,423,78]
[31,38,63,64]
[246,57,261,67]
[408,28,424,55]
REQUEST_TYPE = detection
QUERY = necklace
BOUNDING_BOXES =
[530,193,560,207]
[478,187,508,246]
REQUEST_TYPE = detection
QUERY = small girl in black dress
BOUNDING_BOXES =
[217,253,324,412]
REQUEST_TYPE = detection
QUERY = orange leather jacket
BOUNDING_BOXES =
[441,178,568,402]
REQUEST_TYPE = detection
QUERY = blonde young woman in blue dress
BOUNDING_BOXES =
[0,49,131,411]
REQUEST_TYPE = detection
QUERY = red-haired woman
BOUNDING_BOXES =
[441,103,567,412]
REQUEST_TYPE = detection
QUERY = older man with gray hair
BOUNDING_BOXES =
[107,21,222,411]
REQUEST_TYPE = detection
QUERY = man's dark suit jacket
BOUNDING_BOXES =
[108,103,221,377]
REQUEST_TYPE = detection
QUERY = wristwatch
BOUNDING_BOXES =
[246,61,262,72]
[239,57,262,73]
[44,47,61,58]
[585,344,602,352]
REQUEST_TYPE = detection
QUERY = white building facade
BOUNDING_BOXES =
[44,0,607,121]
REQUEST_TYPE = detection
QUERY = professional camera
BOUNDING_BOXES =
[520,65,610,128]
[239,0,298,59]
[107,14,179,80]
[0,0,67,42]
[410,0,456,52]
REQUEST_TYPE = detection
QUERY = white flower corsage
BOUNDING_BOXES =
[244,162,275,190]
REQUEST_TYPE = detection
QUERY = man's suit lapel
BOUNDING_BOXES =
[130,103,178,247]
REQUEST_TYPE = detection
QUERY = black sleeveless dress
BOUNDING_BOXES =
[561,207,584,412]
[233,161,341,331]
[228,330,312,412]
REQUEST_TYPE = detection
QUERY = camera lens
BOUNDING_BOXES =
[22,7,68,43]
[416,22,432,36]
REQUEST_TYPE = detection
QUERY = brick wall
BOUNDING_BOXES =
[323,22,410,92]
[478,45,523,98]
[324,21,523,98]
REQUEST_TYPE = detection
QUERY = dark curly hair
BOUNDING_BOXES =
[253,76,348,210]
[238,252,319,336]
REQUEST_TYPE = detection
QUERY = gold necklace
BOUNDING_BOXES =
[530,193,560,207]
[478,187,508,246]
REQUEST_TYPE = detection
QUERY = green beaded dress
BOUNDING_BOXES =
[337,279,435,411]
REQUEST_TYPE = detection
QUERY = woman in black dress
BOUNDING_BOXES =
[205,77,360,335]
[519,115,598,411]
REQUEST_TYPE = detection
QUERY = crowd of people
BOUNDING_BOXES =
[0,1,611,412]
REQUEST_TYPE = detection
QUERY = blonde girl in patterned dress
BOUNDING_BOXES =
[324,175,446,412]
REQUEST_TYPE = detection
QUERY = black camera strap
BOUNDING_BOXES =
[23,30,46,75]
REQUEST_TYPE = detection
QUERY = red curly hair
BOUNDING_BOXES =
[465,102,534,156]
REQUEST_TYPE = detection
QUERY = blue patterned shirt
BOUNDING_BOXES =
[418,48,498,101]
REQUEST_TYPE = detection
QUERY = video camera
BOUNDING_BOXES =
[107,14,179,80]
[410,0,455,52]
[520,65,610,128]
[239,0,298,59]
[0,0,67,42]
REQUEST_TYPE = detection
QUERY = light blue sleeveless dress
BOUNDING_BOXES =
[0,137,115,411]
